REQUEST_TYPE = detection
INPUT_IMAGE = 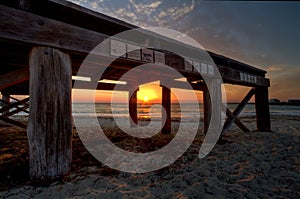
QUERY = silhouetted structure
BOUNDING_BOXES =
[0,0,271,179]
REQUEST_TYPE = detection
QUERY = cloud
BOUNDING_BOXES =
[66,0,300,100]
[67,0,196,28]
[114,8,138,22]
[128,0,162,17]
[154,0,195,27]
[267,66,284,72]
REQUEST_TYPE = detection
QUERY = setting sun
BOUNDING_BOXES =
[137,83,160,103]
[143,96,149,102]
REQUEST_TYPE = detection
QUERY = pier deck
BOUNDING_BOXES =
[0,0,271,179]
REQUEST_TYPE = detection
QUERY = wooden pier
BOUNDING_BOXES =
[0,0,271,179]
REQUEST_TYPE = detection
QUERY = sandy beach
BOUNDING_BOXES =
[0,115,299,198]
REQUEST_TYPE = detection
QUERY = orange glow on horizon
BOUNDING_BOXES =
[73,85,203,103]
[137,84,160,103]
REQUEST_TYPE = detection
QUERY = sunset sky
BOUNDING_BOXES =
[69,0,300,103]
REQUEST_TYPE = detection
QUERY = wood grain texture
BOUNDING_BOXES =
[0,4,106,54]
[28,47,72,179]
[203,79,222,137]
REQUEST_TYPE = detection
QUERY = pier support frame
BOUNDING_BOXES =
[222,89,255,134]
[129,88,138,127]
[1,94,10,115]
[28,47,72,179]
[203,79,222,137]
[203,82,211,135]
[162,86,171,134]
[255,86,271,131]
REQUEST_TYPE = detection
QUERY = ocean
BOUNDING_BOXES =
[4,103,300,120]
[72,103,300,122]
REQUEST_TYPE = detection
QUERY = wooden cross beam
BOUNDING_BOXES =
[222,104,250,133]
[0,96,29,128]
[0,68,29,90]
[72,80,129,91]
[9,95,26,102]
[0,115,27,129]
[3,104,29,117]
[7,96,29,114]
[222,88,255,134]
[0,97,29,114]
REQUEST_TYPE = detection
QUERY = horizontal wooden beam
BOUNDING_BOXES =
[209,51,266,76]
[0,115,27,128]
[0,68,29,90]
[0,4,106,54]
[72,80,129,91]
[48,0,136,35]
[218,66,269,87]
[161,80,204,91]
[1,89,29,95]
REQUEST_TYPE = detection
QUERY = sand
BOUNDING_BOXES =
[0,115,299,198]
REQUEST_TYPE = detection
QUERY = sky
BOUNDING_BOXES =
[68,0,300,103]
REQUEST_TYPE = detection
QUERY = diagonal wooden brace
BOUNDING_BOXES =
[222,104,250,133]
[3,104,29,117]
[222,88,255,134]
[0,97,30,114]
[3,96,30,115]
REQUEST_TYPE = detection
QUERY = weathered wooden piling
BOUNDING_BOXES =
[255,86,271,131]
[1,94,10,115]
[203,82,211,135]
[203,79,222,136]
[28,47,72,179]
[162,86,171,134]
[129,88,138,126]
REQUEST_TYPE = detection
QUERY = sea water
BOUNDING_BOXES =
[4,103,300,119]
[72,103,300,122]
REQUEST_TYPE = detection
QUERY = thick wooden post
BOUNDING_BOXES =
[203,82,211,135]
[129,88,138,127]
[2,94,10,115]
[255,86,271,131]
[162,86,171,134]
[203,79,222,137]
[28,47,72,179]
